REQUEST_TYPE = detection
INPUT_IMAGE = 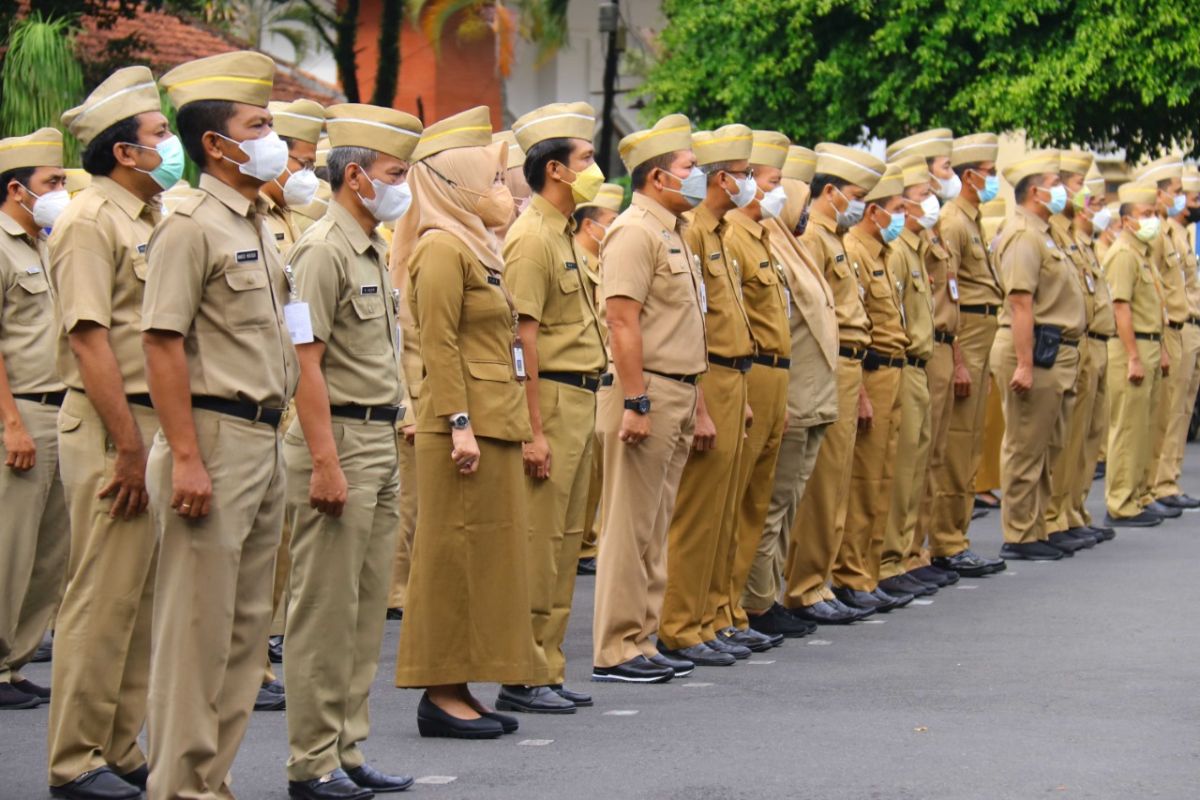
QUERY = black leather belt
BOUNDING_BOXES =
[192,395,284,428]
[753,353,791,369]
[906,355,928,368]
[1063,339,1080,348]
[934,330,956,345]
[14,391,65,406]
[127,393,154,408]
[1087,332,1110,342]
[330,404,402,423]
[960,304,999,316]
[838,346,867,361]
[1134,332,1162,342]
[645,369,700,385]
[707,354,754,372]
[868,350,907,369]
[1168,320,1185,331]
[1189,317,1200,328]
[539,372,612,392]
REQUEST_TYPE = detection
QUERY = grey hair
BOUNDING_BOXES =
[327,146,379,191]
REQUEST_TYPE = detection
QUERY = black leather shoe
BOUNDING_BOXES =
[971,508,988,520]
[496,684,576,714]
[31,634,52,663]
[256,681,286,711]
[879,575,935,598]
[268,635,284,664]
[288,769,374,800]
[657,641,735,667]
[932,549,994,578]
[909,565,958,586]
[649,652,695,677]
[832,586,887,611]
[592,655,674,683]
[871,587,914,611]
[1000,541,1064,561]
[347,764,413,793]
[50,767,141,800]
[417,693,504,739]
[748,603,814,638]
[0,681,41,709]
[720,625,780,651]
[1085,524,1116,542]
[576,557,597,575]
[789,600,857,624]
[550,684,593,707]
[1094,461,1105,480]
[1145,499,1182,519]
[1156,493,1200,510]
[1104,511,1161,527]
[706,636,752,659]
[1049,530,1093,551]
[1062,527,1101,546]
[116,765,147,790]
[827,597,874,621]
[386,607,403,620]
[11,677,49,703]
[463,696,519,733]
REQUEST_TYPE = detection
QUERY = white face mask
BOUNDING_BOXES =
[917,194,941,229]
[357,172,412,222]
[726,173,758,208]
[281,167,320,207]
[22,185,69,229]
[217,130,289,182]
[1135,215,1161,242]
[1089,207,1112,235]
[759,186,787,219]
[586,219,610,245]
[934,171,962,201]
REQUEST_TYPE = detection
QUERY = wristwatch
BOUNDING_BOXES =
[623,394,651,415]
[449,413,470,430]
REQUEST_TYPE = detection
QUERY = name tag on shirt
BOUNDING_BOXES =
[835,254,845,263]
[872,270,884,277]
[284,301,313,345]
[709,252,721,261]
[487,275,501,287]
[759,261,770,269]
[669,248,682,254]
[948,277,960,301]
[25,266,41,275]
[1046,239,1057,249]
[565,261,578,270]
[275,232,286,241]
[137,243,147,254]
[360,285,379,295]
[699,280,708,314]
[236,249,259,263]
[785,287,793,319]
[971,236,981,244]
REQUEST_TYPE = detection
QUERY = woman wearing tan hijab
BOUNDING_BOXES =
[394,107,536,739]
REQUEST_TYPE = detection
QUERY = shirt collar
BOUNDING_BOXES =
[847,224,883,259]
[328,198,378,255]
[530,193,574,235]
[726,208,766,239]
[951,194,980,221]
[812,210,839,234]
[0,209,27,239]
[1017,205,1050,233]
[93,175,152,222]
[690,202,724,235]
[632,192,680,232]
[1119,229,1150,257]
[200,172,256,219]
[898,227,921,250]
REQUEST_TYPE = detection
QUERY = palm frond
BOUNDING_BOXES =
[0,13,85,165]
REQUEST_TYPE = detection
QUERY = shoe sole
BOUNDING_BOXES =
[494,699,576,714]
[1000,552,1064,561]
[288,788,373,800]
[738,639,776,652]
[591,671,673,684]
[417,716,504,739]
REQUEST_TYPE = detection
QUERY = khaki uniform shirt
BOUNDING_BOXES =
[601,193,707,376]
[290,200,401,408]
[682,204,753,360]
[0,212,60,393]
[1150,219,1190,325]
[802,212,871,349]
[890,228,934,361]
[1074,227,1116,337]
[1049,214,1096,332]
[844,226,909,358]
[1104,231,1165,335]
[264,194,301,254]
[940,196,1003,306]
[1165,217,1200,319]
[724,210,791,359]
[994,207,1086,339]
[408,231,531,442]
[48,176,158,393]
[922,227,959,335]
[141,173,298,407]
[503,194,606,374]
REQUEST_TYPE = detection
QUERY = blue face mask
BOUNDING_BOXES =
[1171,192,1187,216]
[881,211,905,243]
[978,174,1001,203]
[1044,184,1068,215]
[662,166,706,207]
[132,135,186,190]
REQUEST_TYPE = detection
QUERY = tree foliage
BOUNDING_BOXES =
[0,13,86,164]
[643,0,1200,159]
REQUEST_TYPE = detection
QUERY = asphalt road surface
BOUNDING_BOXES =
[6,452,1200,800]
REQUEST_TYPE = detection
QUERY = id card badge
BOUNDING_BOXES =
[284,301,314,344]
[1085,272,1095,294]
[513,340,527,380]
[785,287,793,319]
[699,280,709,313]
[948,277,960,301]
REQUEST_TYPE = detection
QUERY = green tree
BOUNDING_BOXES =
[644,0,1200,160]
[0,13,86,164]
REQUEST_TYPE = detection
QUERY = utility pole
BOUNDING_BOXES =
[597,0,621,177]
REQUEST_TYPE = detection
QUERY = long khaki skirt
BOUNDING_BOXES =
[395,433,537,687]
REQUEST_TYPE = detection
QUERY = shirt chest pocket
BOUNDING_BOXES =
[750,263,779,287]
[968,243,988,265]
[911,271,928,294]
[556,269,585,323]
[221,265,273,330]
[13,270,51,321]
[346,293,388,355]
[130,252,149,282]
[704,255,727,278]
[831,259,851,282]
[868,278,893,299]
[663,249,697,304]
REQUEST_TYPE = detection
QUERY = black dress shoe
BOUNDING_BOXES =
[871,587,914,611]
[347,764,414,793]
[496,684,576,714]
[0,681,41,709]
[31,634,52,663]
[50,767,141,800]
[909,565,958,586]
[385,607,403,620]
[932,549,995,578]
[649,652,696,677]
[11,677,49,702]
[417,693,504,739]
[999,541,1064,561]
[1085,524,1116,542]
[268,635,284,663]
[706,636,752,659]
[550,684,593,707]
[1156,493,1200,510]
[827,597,874,620]
[288,769,374,800]
[879,575,935,598]
[576,557,597,575]
[657,641,735,667]
[592,655,674,683]
[255,681,286,711]
[720,625,780,651]
[788,600,858,625]
[1104,511,1161,528]
[971,507,989,520]
[1049,530,1092,551]
[1094,461,1105,480]
[832,586,887,611]
[1145,500,1182,519]
[1062,527,1101,546]
[748,603,814,638]
[116,765,147,790]
[463,696,519,733]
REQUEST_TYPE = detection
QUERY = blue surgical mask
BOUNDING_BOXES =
[132,135,186,190]
[1171,193,1187,216]
[978,174,1001,203]
[882,211,905,243]
[662,167,706,207]
[1043,184,1068,215]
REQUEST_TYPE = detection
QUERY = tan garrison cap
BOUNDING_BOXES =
[814,143,884,191]
[326,103,422,161]
[895,155,930,187]
[1059,149,1094,176]
[493,131,525,169]
[1002,149,1059,187]
[578,182,625,213]
[411,106,493,162]
[1183,166,1200,194]
[981,197,1006,217]
[160,51,274,109]
[619,114,692,172]
[1118,181,1158,205]
[886,128,953,162]
[951,133,999,167]
[269,99,325,144]
[1134,155,1184,184]
[65,169,91,194]
[691,124,753,166]
[512,102,595,151]
[783,146,816,183]
[750,130,790,169]
[0,128,63,173]
[864,162,903,202]
[62,66,161,146]
[315,135,330,168]
[1084,165,1106,197]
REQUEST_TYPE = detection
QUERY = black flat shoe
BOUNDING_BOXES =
[49,767,141,800]
[656,642,734,667]
[288,769,374,800]
[705,636,752,659]
[346,764,414,793]
[1062,527,1101,546]
[386,608,403,620]
[832,586,887,611]
[255,681,286,711]
[116,765,147,791]
[1155,493,1200,510]
[31,634,52,663]
[11,677,49,703]
[1048,531,1090,552]
[649,652,695,677]
[464,696,519,734]
[1085,524,1116,542]
[932,549,996,578]
[0,681,40,709]
[720,625,781,651]
[417,693,504,739]
[1144,500,1182,519]
[788,600,858,625]
[592,655,674,684]
[550,684,593,707]
[576,557,597,575]
[748,603,814,638]
[268,635,284,663]
[999,541,1064,561]
[878,575,935,598]
[871,587,914,611]
[496,684,576,714]
[1104,511,1161,528]
[908,565,958,586]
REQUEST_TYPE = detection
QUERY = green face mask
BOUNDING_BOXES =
[131,135,186,190]
[1072,188,1091,210]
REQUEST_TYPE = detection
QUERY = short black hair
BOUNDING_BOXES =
[327,146,379,192]
[631,152,677,191]
[809,172,850,198]
[1157,177,1173,191]
[314,165,329,182]
[523,137,575,194]
[81,115,143,177]
[177,100,237,167]
[1118,202,1133,218]
[0,166,36,203]
[953,162,984,179]
[1013,175,1038,204]
[573,205,606,226]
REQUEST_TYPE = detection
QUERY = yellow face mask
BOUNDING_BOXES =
[560,161,606,204]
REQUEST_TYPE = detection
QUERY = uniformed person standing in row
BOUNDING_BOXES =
[282,103,420,798]
[493,130,530,242]
[291,136,331,235]
[782,143,882,625]
[989,150,1086,561]
[141,52,299,799]
[592,115,707,683]
[45,68,174,800]
[1170,166,1200,506]
[499,102,608,711]
[658,125,761,666]
[1102,182,1168,527]
[0,128,68,713]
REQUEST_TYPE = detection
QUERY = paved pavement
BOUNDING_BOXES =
[6,450,1200,800]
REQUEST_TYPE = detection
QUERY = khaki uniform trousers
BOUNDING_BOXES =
[880,364,931,581]
[1070,338,1108,529]
[269,403,297,639]
[282,420,399,781]
[910,341,955,569]
[1046,338,1101,533]
[146,410,285,800]
[1153,325,1198,498]
[929,312,997,557]
[991,329,1080,545]
[660,364,746,649]
[522,381,595,685]
[833,364,903,591]
[783,357,862,608]
[580,432,603,560]
[593,372,696,668]
[47,392,158,785]
[976,380,1005,493]
[0,398,68,683]
[743,422,828,613]
[387,435,418,609]
[1105,338,1162,518]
